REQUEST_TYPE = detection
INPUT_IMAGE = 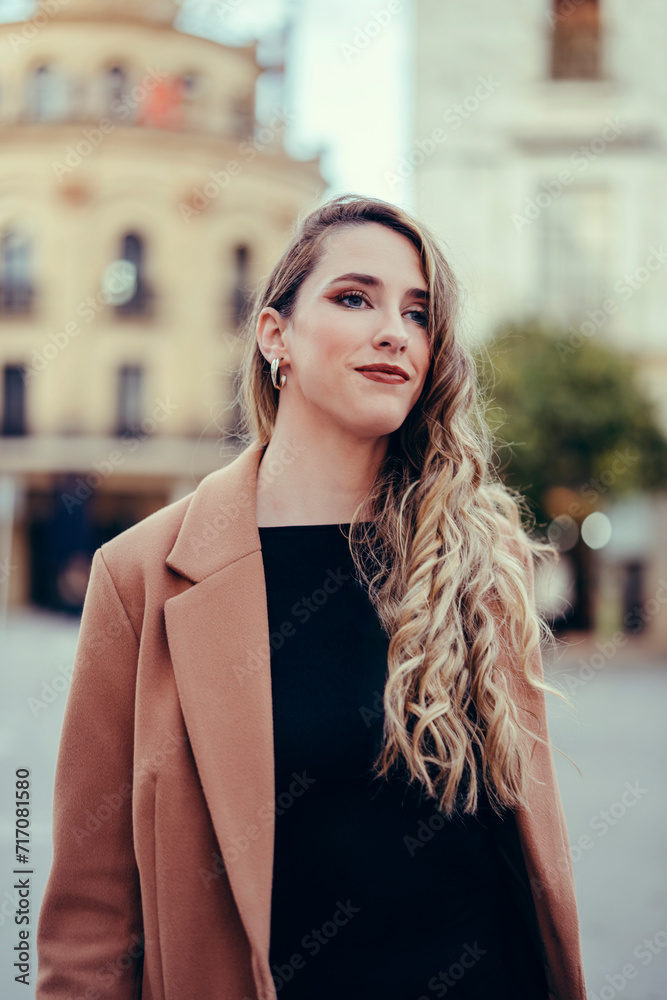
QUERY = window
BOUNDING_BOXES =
[106,65,129,117]
[2,365,27,435]
[538,184,611,324]
[230,94,254,140]
[117,364,143,436]
[550,0,602,80]
[179,71,207,128]
[0,230,34,315]
[232,244,251,328]
[181,72,200,99]
[114,233,153,317]
[26,64,69,120]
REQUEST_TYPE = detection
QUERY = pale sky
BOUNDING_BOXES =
[176,0,414,206]
[1,0,414,206]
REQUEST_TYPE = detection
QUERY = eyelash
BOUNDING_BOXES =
[334,289,429,329]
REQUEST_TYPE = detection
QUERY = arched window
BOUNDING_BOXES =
[180,71,204,127]
[116,363,144,436]
[232,244,251,328]
[106,65,129,117]
[26,64,69,121]
[114,233,153,317]
[550,0,602,80]
[2,365,27,436]
[181,72,199,99]
[230,94,254,140]
[0,230,34,315]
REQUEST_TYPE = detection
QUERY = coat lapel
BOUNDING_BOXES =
[163,439,277,994]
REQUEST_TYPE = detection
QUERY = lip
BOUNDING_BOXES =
[355,364,409,383]
[358,371,407,385]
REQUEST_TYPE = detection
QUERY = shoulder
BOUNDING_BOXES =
[93,488,196,628]
[100,488,194,573]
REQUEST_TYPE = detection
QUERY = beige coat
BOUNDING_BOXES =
[37,438,588,999]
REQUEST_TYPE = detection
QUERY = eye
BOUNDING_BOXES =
[407,308,429,328]
[335,290,369,309]
[335,290,429,328]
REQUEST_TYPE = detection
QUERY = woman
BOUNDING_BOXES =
[37,194,588,1000]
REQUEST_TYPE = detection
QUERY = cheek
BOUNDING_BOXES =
[302,321,358,368]
[416,342,432,386]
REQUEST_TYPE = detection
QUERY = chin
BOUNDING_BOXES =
[347,415,408,440]
[326,399,412,440]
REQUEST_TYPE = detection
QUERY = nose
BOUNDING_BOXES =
[374,309,409,352]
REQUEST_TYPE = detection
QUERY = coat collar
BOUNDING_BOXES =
[166,438,268,583]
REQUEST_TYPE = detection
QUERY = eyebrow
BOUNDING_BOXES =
[323,272,429,302]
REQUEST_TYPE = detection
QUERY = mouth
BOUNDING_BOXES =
[355,365,409,384]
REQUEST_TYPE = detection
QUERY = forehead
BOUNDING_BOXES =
[309,222,426,289]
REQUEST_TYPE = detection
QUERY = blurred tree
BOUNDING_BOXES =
[473,318,667,629]
[475,318,667,519]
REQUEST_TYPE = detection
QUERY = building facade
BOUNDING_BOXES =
[413,0,667,646]
[0,0,324,611]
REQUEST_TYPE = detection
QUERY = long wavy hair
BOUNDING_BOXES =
[234,193,576,819]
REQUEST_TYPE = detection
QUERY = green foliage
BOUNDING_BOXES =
[473,318,667,520]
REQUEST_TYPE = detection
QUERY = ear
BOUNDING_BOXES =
[256,306,289,365]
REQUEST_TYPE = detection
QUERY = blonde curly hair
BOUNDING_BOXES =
[234,192,575,818]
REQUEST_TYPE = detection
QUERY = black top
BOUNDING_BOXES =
[259,522,549,1000]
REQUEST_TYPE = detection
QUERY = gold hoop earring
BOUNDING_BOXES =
[271,357,286,390]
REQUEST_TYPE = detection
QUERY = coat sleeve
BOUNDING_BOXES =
[36,547,144,999]
[512,540,589,1000]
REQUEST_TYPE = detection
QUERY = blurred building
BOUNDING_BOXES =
[0,0,324,611]
[414,0,667,646]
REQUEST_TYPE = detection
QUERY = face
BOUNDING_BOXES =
[256,222,432,444]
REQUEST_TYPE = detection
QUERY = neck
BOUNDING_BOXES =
[255,407,389,527]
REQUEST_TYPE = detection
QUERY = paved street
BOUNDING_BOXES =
[1,610,666,999]
[546,640,667,1000]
